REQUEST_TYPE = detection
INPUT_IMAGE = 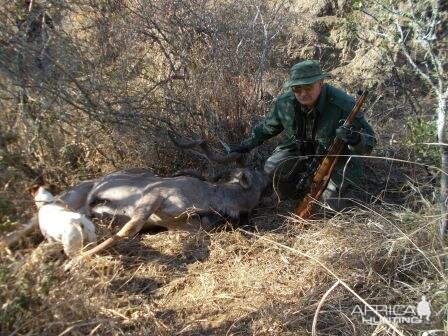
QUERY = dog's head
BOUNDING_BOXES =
[28,184,55,205]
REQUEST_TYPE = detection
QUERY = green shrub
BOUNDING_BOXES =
[0,197,13,218]
[405,117,440,166]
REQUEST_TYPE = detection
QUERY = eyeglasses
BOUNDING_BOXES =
[291,84,315,93]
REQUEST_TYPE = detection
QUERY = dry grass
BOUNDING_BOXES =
[0,1,446,335]
[1,202,446,336]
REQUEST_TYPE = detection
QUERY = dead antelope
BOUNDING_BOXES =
[1,136,268,257]
[75,134,269,257]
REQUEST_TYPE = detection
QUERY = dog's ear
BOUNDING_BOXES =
[27,184,41,196]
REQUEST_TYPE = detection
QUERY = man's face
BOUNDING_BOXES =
[292,80,323,108]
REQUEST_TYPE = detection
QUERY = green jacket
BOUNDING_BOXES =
[242,84,376,186]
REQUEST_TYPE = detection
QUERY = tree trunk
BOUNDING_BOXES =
[437,94,447,239]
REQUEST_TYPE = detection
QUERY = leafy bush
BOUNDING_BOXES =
[405,117,440,166]
[0,198,15,232]
[0,198,12,217]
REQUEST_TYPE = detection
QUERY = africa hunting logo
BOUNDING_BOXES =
[351,296,431,325]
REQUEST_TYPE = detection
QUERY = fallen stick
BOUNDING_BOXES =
[0,214,39,250]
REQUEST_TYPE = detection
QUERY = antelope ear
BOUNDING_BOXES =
[238,171,252,190]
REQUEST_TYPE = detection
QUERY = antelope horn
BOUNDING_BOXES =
[167,130,242,164]
[217,135,231,153]
[167,130,204,148]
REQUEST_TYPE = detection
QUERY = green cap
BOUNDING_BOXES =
[283,60,328,88]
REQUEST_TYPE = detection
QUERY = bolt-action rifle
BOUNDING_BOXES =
[295,91,368,219]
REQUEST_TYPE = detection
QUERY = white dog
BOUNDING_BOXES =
[31,185,97,258]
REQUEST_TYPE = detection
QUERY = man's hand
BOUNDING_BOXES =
[335,126,361,145]
[228,144,251,154]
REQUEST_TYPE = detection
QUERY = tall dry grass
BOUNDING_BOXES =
[0,201,445,335]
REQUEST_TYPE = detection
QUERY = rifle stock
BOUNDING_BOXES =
[295,91,368,219]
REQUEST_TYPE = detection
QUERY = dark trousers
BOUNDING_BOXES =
[264,145,356,211]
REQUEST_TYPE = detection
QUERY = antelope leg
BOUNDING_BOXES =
[81,195,163,257]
